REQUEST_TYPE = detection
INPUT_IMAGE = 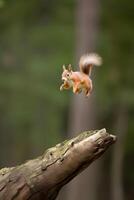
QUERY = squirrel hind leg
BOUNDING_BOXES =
[84,87,92,97]
[73,85,81,94]
[85,90,90,97]
[73,87,79,94]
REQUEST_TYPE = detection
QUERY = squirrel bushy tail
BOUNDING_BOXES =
[79,53,102,76]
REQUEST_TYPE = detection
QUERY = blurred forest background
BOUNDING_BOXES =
[0,0,134,200]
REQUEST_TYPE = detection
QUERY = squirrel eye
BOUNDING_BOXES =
[67,73,70,77]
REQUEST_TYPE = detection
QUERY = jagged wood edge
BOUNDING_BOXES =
[0,129,116,200]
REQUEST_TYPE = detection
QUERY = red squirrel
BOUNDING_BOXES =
[60,53,102,97]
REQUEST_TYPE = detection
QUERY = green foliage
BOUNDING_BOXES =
[0,4,134,197]
[97,0,134,120]
[0,0,75,163]
[96,3,134,197]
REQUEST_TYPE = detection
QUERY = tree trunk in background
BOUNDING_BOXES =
[111,105,128,200]
[65,0,101,200]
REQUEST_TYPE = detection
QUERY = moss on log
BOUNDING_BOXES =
[0,129,116,200]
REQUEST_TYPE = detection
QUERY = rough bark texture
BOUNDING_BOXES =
[0,129,116,200]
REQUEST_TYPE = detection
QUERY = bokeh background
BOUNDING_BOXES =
[0,0,134,200]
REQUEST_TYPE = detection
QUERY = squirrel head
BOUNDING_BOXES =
[61,64,73,82]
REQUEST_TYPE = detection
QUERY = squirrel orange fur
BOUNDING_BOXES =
[60,53,102,97]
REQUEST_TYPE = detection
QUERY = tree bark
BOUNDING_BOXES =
[111,105,128,200]
[0,129,116,200]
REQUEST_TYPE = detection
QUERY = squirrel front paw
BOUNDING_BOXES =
[60,85,64,91]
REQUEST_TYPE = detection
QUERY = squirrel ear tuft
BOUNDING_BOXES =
[68,64,72,71]
[62,65,66,71]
